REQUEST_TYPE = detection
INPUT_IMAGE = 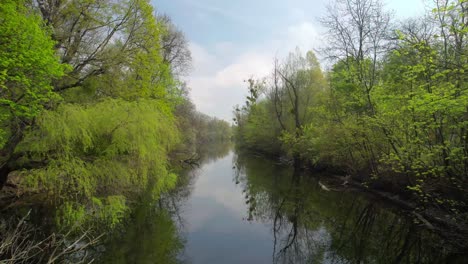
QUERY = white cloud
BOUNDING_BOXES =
[214,41,237,56]
[184,153,249,231]
[286,22,322,51]
[184,0,262,29]
[385,0,426,18]
[189,42,219,76]
[186,21,323,121]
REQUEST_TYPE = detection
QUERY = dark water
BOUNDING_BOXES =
[102,146,464,264]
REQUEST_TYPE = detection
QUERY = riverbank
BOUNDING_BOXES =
[318,173,468,251]
[236,152,466,263]
[0,141,231,263]
[101,147,466,263]
[2,145,463,263]
[234,143,468,253]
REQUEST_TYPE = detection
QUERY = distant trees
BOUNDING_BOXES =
[193,114,231,143]
[177,100,232,152]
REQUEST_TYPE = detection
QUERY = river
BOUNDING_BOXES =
[101,145,465,263]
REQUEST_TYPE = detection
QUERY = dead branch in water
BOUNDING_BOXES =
[180,153,200,168]
[0,211,102,263]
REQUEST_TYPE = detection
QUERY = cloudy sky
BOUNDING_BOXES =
[152,0,426,121]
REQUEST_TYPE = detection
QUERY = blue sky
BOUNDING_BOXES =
[152,0,426,120]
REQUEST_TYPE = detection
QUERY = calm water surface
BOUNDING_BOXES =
[102,146,464,263]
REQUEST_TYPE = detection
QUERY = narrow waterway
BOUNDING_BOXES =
[102,146,464,263]
[179,151,274,263]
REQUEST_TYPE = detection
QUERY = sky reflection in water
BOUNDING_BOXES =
[102,146,462,264]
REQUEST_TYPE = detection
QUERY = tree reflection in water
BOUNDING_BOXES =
[233,151,464,264]
[100,141,232,264]
[100,146,464,264]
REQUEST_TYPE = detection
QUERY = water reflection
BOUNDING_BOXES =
[100,145,464,263]
[196,141,232,164]
[233,151,464,263]
[99,197,184,264]
[179,151,272,264]
[99,141,232,264]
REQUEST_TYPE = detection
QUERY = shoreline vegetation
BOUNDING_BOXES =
[0,0,230,262]
[0,0,467,262]
[233,0,468,251]
[236,147,468,252]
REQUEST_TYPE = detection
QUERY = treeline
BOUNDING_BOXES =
[0,0,229,254]
[234,0,467,216]
[177,101,232,147]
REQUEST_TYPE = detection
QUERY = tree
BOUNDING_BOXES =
[234,0,468,230]
[35,0,176,98]
[0,0,197,231]
[320,0,391,113]
[271,49,326,161]
[0,0,65,187]
[158,14,192,77]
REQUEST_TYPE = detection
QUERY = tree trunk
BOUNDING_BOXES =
[0,126,25,190]
[0,164,13,190]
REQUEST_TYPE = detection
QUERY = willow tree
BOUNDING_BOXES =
[1,0,188,229]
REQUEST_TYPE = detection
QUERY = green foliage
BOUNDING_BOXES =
[100,206,183,264]
[234,51,326,157]
[56,202,87,230]
[56,195,128,230]
[0,0,206,233]
[0,0,65,147]
[0,0,210,245]
[19,99,180,200]
[92,196,128,229]
[235,1,468,213]
[89,0,176,102]
[242,101,283,154]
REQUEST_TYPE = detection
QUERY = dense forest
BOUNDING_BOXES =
[234,0,467,233]
[0,0,230,262]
